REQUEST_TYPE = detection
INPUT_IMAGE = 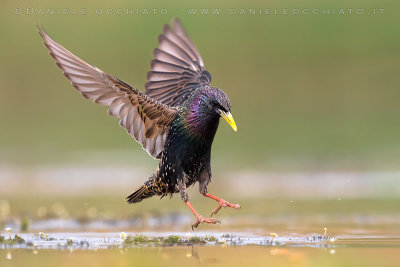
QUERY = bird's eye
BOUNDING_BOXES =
[215,103,227,112]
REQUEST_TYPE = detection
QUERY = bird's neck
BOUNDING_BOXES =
[178,91,220,141]
[181,108,220,141]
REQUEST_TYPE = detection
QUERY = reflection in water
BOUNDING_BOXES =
[1,235,400,267]
[2,231,399,251]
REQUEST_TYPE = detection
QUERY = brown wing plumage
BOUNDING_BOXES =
[37,26,178,159]
[145,18,211,107]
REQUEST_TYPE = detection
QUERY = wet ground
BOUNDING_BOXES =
[1,199,400,266]
[1,231,400,266]
[1,168,400,266]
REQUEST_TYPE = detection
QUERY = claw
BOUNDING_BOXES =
[211,200,241,216]
[192,215,221,230]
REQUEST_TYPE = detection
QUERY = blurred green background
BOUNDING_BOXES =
[0,0,399,172]
[1,4,400,264]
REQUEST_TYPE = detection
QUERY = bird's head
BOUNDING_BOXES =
[193,87,237,132]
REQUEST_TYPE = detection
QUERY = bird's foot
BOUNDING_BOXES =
[192,215,220,230]
[211,200,241,217]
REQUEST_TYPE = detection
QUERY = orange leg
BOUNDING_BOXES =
[204,193,241,216]
[185,201,220,230]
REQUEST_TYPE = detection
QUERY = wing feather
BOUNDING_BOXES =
[145,18,211,107]
[38,26,178,159]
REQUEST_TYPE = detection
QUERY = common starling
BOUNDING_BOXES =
[38,18,240,229]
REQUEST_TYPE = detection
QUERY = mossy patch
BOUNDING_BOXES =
[163,235,180,244]
[123,235,160,246]
[205,234,218,242]
[0,234,25,245]
[188,236,206,244]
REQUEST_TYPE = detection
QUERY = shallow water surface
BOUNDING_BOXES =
[1,174,400,266]
[1,231,400,266]
[1,237,400,267]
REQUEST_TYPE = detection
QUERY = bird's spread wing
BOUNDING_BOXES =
[38,26,178,159]
[145,18,211,107]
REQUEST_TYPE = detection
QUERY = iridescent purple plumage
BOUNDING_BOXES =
[182,87,230,138]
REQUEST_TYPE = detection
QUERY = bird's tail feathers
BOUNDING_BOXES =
[126,182,156,204]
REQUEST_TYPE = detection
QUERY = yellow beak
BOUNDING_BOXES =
[221,111,237,132]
